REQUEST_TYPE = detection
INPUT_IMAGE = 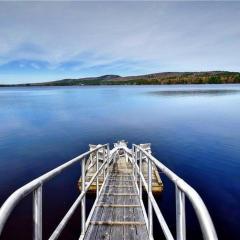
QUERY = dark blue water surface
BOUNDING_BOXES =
[0,85,239,239]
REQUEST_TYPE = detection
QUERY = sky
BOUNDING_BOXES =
[0,1,240,84]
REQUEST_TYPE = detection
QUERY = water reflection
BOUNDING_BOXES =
[148,89,240,97]
[0,85,239,240]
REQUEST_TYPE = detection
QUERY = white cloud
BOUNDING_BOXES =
[0,1,240,83]
[31,62,40,69]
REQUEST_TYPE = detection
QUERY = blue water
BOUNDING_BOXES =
[0,85,239,239]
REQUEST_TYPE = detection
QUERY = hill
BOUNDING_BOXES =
[1,71,240,86]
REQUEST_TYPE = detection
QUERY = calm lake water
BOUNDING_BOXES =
[0,85,239,239]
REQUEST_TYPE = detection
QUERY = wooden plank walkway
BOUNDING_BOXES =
[83,157,149,240]
[78,152,163,194]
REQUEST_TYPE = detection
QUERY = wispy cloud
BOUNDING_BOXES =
[0,1,240,83]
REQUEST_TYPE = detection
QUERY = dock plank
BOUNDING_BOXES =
[78,148,163,194]
[83,156,150,240]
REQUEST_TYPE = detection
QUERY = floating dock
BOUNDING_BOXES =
[0,140,218,240]
[78,141,163,194]
[78,141,163,239]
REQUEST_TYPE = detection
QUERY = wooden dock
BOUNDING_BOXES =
[78,143,163,194]
[0,141,218,240]
[78,142,163,239]
[83,156,149,240]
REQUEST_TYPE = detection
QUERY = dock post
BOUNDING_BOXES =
[139,151,142,199]
[176,186,186,240]
[33,185,42,240]
[81,157,86,236]
[148,156,153,237]
[135,148,137,179]
[107,144,110,175]
[90,153,93,166]
[132,145,135,178]
[103,146,106,180]
[96,150,99,199]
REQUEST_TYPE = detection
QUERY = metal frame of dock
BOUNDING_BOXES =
[0,141,218,240]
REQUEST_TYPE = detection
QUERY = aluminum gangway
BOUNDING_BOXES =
[0,142,218,240]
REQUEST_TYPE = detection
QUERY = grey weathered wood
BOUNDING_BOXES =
[96,204,141,208]
[124,194,136,239]
[90,221,145,225]
[102,193,138,196]
[111,177,124,240]
[83,156,149,240]
[79,144,163,194]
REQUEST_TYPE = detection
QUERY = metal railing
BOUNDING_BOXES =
[0,144,111,240]
[131,144,218,240]
[0,143,218,240]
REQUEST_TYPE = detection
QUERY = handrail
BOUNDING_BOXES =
[0,144,108,239]
[132,144,218,240]
[0,142,218,240]
[49,149,110,240]
[50,147,120,240]
[131,156,174,240]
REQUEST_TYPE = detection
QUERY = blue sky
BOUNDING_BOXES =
[0,1,240,84]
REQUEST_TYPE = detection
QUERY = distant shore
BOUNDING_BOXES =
[1,71,240,87]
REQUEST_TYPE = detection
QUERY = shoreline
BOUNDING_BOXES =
[1,71,240,87]
[1,82,240,88]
